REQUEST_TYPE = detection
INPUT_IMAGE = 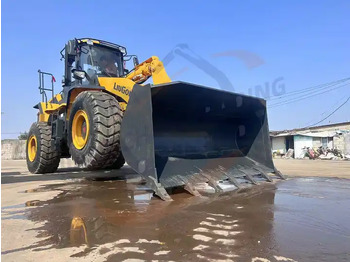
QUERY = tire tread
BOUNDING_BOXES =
[27,122,60,174]
[70,91,122,169]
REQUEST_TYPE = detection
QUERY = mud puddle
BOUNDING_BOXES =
[19,177,350,261]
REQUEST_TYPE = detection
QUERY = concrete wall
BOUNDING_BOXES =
[294,135,313,158]
[1,140,26,160]
[311,123,350,132]
[334,133,350,154]
[344,134,350,154]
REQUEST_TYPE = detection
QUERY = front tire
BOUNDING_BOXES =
[26,122,60,173]
[68,91,122,169]
[107,153,125,169]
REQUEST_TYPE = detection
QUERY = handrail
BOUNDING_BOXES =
[38,70,55,104]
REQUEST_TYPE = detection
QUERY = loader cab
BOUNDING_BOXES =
[63,38,127,87]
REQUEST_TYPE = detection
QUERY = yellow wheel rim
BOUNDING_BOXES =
[72,110,90,150]
[28,135,37,162]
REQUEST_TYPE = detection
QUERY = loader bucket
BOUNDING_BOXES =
[121,81,277,200]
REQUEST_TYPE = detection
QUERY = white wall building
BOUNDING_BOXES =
[270,122,350,158]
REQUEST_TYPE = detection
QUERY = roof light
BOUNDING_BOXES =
[119,47,126,55]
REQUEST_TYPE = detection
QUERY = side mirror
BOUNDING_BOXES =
[133,56,139,67]
[72,69,86,80]
[66,40,77,56]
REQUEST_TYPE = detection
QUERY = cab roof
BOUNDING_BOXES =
[77,38,127,55]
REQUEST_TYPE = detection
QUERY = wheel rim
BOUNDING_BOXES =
[72,110,90,150]
[28,135,37,162]
[70,216,88,245]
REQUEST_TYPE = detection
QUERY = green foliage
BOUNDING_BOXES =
[18,132,29,140]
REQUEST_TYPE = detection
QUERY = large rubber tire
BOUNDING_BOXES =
[26,122,60,173]
[107,153,125,169]
[68,91,122,169]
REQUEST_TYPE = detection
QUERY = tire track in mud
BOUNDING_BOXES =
[191,213,241,261]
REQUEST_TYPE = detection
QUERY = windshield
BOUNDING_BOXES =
[79,44,124,78]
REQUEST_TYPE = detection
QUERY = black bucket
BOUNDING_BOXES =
[121,82,275,197]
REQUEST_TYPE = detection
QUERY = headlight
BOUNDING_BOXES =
[72,69,86,80]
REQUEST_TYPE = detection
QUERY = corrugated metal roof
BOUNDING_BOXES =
[270,121,350,137]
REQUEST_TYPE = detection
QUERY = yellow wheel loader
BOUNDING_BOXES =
[26,38,284,200]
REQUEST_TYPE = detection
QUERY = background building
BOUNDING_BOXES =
[270,122,350,158]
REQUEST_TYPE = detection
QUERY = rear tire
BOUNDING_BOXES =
[26,122,60,173]
[68,91,122,169]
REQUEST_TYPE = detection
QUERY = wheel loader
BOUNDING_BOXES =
[26,38,284,201]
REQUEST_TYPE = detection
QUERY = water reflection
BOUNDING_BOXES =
[25,178,280,261]
[23,176,350,261]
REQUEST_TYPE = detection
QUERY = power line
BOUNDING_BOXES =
[306,96,350,127]
[268,82,349,108]
[269,82,347,106]
[303,96,348,126]
[269,80,350,106]
[269,77,350,101]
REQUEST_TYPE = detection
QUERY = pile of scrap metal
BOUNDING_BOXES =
[284,149,294,159]
[272,148,294,159]
[300,146,350,160]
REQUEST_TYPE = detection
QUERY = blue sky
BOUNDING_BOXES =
[2,0,350,138]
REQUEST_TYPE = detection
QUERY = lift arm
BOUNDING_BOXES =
[125,56,171,85]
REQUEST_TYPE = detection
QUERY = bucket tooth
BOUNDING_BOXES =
[261,172,273,182]
[274,168,286,180]
[195,167,223,193]
[239,168,258,185]
[226,175,241,189]
[208,180,224,193]
[245,174,258,185]
[202,174,223,193]
[254,168,273,182]
[184,182,201,196]
[148,177,173,201]
[218,166,241,189]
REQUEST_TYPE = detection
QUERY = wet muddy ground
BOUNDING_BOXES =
[2,160,350,261]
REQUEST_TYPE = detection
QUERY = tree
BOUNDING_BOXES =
[18,132,29,140]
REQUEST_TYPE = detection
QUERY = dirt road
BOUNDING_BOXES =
[274,158,350,179]
[1,159,350,261]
